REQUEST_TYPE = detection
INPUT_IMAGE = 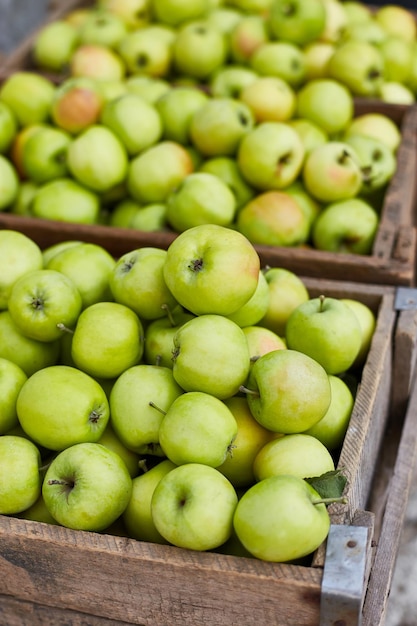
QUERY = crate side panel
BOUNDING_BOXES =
[0,516,322,626]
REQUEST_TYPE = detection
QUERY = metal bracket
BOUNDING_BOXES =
[320,524,369,626]
[394,287,417,311]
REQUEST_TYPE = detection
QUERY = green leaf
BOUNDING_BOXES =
[305,468,348,501]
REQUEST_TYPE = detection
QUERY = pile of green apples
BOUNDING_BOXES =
[0,223,376,562]
[0,0,407,253]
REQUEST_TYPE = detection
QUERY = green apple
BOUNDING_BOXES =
[304,374,354,450]
[199,156,254,211]
[206,7,243,36]
[110,363,183,455]
[159,391,238,466]
[209,66,259,99]
[32,20,80,72]
[226,270,270,327]
[67,125,128,193]
[0,436,41,514]
[0,311,60,377]
[242,348,331,433]
[375,4,416,42]
[303,41,335,81]
[117,28,172,78]
[98,0,152,30]
[228,14,269,65]
[217,395,275,488]
[340,298,376,369]
[228,0,271,16]
[236,190,310,247]
[312,198,379,255]
[151,462,238,550]
[166,171,237,231]
[51,77,105,135]
[8,269,82,343]
[16,493,59,525]
[172,314,251,399]
[152,0,210,26]
[70,43,126,82]
[64,7,95,28]
[250,42,307,89]
[21,124,72,184]
[71,302,144,379]
[243,325,286,362]
[42,241,82,266]
[189,97,254,157]
[109,247,178,320]
[155,86,209,145]
[45,242,116,309]
[0,71,56,126]
[125,75,171,103]
[343,18,387,45]
[233,474,330,561]
[16,364,110,450]
[285,179,322,228]
[239,76,296,124]
[42,442,132,531]
[344,134,396,195]
[0,155,19,210]
[285,295,363,374]
[10,180,39,216]
[10,123,45,179]
[320,0,348,44]
[268,0,326,45]
[163,224,260,316]
[110,199,167,231]
[172,20,228,80]
[296,78,354,136]
[344,113,401,154]
[237,122,305,191]
[99,79,128,103]
[0,101,17,154]
[31,177,101,224]
[96,422,141,478]
[253,433,335,482]
[327,39,385,97]
[379,81,415,105]
[101,92,162,156]
[127,140,194,203]
[260,267,309,337]
[0,230,43,310]
[379,35,414,84]
[79,10,128,48]
[144,307,195,368]
[302,141,363,203]
[343,1,372,26]
[0,358,27,434]
[123,458,177,543]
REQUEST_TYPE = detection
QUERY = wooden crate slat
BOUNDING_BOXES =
[0,515,323,626]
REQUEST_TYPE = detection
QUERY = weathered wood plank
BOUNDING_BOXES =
[0,515,322,626]
[362,365,417,626]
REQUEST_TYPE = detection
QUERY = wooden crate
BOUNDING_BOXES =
[0,2,417,286]
[0,98,416,287]
[0,224,416,626]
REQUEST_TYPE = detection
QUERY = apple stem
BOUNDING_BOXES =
[47,478,74,487]
[138,459,149,473]
[149,401,167,415]
[239,385,260,397]
[57,322,74,334]
[160,303,176,327]
[319,294,326,312]
[312,496,348,506]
